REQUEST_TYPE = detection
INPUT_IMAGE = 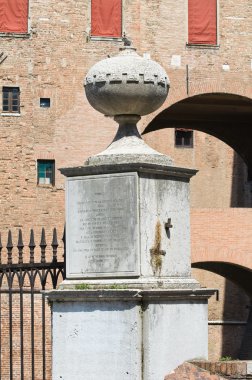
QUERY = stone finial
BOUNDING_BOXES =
[84,46,169,117]
[84,46,172,166]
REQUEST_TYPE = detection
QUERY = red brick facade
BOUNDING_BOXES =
[0,0,251,364]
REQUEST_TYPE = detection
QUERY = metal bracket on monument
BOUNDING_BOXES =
[164,218,173,231]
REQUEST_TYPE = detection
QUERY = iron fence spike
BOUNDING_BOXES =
[40,228,46,263]
[62,226,65,243]
[62,225,66,261]
[29,229,35,264]
[7,230,13,264]
[52,228,58,248]
[17,229,24,249]
[29,229,36,248]
[40,228,47,248]
[52,228,58,262]
[17,229,24,264]
[7,230,13,249]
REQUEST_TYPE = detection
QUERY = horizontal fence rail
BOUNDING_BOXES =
[0,228,65,380]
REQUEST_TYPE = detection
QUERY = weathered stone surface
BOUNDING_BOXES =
[139,173,191,278]
[52,299,142,380]
[47,289,213,380]
[66,172,139,278]
[64,163,197,281]
[84,46,169,117]
[144,301,208,379]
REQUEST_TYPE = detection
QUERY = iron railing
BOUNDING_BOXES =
[0,228,65,380]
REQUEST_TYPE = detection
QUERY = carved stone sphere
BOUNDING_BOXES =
[84,47,169,117]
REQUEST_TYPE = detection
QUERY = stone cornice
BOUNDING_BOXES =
[45,288,216,303]
[60,163,197,180]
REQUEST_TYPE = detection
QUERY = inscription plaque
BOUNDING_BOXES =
[66,173,139,278]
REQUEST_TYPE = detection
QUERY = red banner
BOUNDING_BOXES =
[91,0,122,37]
[188,0,217,45]
[0,0,28,33]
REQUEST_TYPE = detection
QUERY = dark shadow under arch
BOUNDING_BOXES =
[192,261,252,297]
[143,93,252,178]
[192,261,252,359]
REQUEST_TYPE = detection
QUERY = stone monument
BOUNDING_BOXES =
[48,46,214,380]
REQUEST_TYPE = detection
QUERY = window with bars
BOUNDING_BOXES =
[91,0,122,38]
[175,129,193,148]
[37,160,55,186]
[2,87,20,113]
[188,0,217,45]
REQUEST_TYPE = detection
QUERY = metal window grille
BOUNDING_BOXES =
[175,129,193,148]
[37,160,55,186]
[2,87,20,113]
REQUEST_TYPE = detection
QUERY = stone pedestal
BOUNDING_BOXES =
[49,289,211,380]
[47,162,214,380]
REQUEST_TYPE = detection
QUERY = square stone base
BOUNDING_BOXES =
[48,289,213,380]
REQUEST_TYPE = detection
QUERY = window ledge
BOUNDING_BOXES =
[186,43,220,49]
[37,184,54,188]
[90,36,123,42]
[1,113,21,117]
[175,146,193,149]
[0,32,30,38]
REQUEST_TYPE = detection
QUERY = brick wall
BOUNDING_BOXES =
[165,361,252,380]
[192,360,252,378]
[0,0,251,371]
[191,209,252,269]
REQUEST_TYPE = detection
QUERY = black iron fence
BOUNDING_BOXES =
[0,228,65,380]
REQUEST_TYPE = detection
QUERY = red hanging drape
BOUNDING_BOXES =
[188,0,217,45]
[91,0,122,37]
[0,0,28,33]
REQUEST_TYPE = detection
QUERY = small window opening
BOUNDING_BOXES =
[175,129,193,148]
[2,87,20,113]
[40,98,50,108]
[37,160,55,186]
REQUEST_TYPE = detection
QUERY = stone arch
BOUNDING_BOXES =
[142,91,252,177]
[169,80,252,108]
[192,261,252,297]
[142,79,252,129]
